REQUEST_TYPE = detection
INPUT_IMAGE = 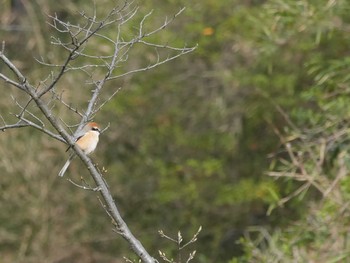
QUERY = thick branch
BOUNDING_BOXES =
[32,93,157,262]
[72,146,157,262]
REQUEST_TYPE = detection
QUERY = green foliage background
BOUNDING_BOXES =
[2,0,350,262]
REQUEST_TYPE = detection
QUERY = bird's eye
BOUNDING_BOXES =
[92,127,100,131]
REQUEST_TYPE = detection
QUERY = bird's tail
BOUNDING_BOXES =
[58,154,75,177]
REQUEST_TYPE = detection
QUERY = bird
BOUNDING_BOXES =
[58,122,101,177]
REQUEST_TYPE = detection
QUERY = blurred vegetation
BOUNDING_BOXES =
[2,0,350,262]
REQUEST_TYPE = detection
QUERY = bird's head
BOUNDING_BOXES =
[86,122,101,133]
[85,122,101,133]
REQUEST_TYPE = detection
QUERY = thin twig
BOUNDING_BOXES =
[0,121,30,132]
[0,73,24,90]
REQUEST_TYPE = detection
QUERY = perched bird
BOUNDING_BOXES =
[58,122,101,177]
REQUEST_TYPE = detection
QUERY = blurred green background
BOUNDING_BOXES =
[2,0,350,262]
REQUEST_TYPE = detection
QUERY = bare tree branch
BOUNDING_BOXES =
[0,51,28,86]
[158,226,201,263]
[0,3,196,262]
[0,73,24,90]
[0,121,31,132]
[108,45,197,80]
